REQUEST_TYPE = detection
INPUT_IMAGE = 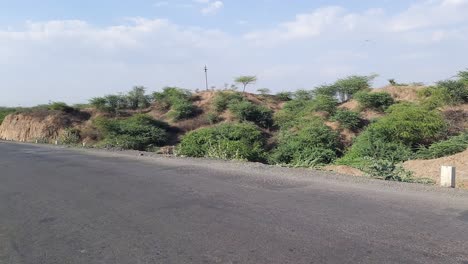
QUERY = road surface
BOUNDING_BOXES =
[0,142,467,264]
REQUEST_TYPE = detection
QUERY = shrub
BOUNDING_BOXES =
[0,107,16,124]
[60,128,81,145]
[337,103,446,168]
[331,109,362,130]
[270,119,341,167]
[416,133,468,159]
[94,114,169,150]
[212,91,244,112]
[257,88,271,95]
[48,102,76,113]
[169,100,197,121]
[418,86,453,109]
[275,91,292,101]
[373,103,447,146]
[354,91,395,111]
[152,87,196,120]
[293,90,314,101]
[437,80,468,104]
[177,123,266,162]
[126,86,150,110]
[337,127,414,167]
[274,95,337,129]
[90,94,128,113]
[206,112,221,124]
[228,101,273,128]
[314,75,376,102]
[309,95,338,114]
[363,158,415,182]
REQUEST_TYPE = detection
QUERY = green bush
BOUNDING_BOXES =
[60,128,81,145]
[270,119,341,167]
[293,90,314,101]
[418,86,453,109]
[169,100,197,121]
[310,95,338,114]
[206,112,221,124]
[373,103,447,146]
[355,91,394,111]
[331,109,362,130]
[363,158,415,182]
[314,75,376,102]
[152,87,196,120]
[0,107,16,124]
[177,123,266,162]
[337,103,446,168]
[416,133,468,159]
[436,80,468,104]
[275,91,292,101]
[212,91,245,112]
[228,101,273,128]
[337,127,414,168]
[94,114,169,150]
[48,102,76,113]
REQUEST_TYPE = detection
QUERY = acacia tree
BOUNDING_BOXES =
[235,76,257,93]
[127,86,150,110]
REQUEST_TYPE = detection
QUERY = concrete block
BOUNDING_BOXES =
[441,166,456,188]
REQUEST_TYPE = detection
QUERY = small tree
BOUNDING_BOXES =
[127,86,150,110]
[235,76,257,93]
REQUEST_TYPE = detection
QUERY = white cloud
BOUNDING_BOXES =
[1,0,468,106]
[389,0,468,32]
[201,1,224,15]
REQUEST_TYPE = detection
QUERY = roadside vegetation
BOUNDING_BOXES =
[1,70,467,184]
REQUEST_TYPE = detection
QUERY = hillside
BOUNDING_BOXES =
[1,73,467,186]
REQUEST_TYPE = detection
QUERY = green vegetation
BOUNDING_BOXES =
[212,91,244,112]
[48,102,77,113]
[228,101,273,128]
[177,123,266,162]
[314,75,376,102]
[416,133,468,159]
[60,128,81,145]
[257,88,271,95]
[337,103,447,179]
[0,107,16,124]
[5,70,467,185]
[275,91,292,101]
[355,91,395,111]
[94,114,169,150]
[90,86,150,113]
[234,76,257,93]
[152,87,197,121]
[331,109,363,130]
[270,118,341,167]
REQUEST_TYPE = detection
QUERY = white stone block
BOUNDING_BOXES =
[441,166,456,188]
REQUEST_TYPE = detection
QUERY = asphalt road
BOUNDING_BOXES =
[0,142,467,264]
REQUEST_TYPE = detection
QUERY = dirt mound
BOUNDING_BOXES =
[374,85,425,102]
[403,150,468,189]
[338,100,359,111]
[0,111,89,143]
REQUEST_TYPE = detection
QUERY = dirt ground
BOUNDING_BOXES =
[403,150,468,189]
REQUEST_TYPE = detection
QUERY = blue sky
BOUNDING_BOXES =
[0,0,467,106]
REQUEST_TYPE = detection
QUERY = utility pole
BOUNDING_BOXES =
[204,65,209,91]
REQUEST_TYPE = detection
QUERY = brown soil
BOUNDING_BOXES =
[373,85,425,102]
[403,150,468,189]
[338,100,359,111]
[0,110,90,143]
